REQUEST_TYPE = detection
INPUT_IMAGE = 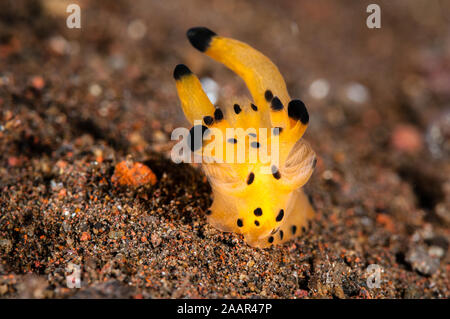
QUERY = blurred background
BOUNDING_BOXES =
[0,0,449,298]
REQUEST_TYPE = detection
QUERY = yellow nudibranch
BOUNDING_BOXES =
[173,27,316,248]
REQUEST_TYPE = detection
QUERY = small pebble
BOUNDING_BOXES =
[345,82,369,104]
[391,124,423,153]
[80,232,90,241]
[30,76,45,90]
[48,35,69,55]
[405,245,440,276]
[151,233,162,247]
[89,83,102,97]
[127,19,147,40]
[428,246,444,259]
[111,160,157,187]
[200,77,219,104]
[309,79,330,100]
[425,111,450,159]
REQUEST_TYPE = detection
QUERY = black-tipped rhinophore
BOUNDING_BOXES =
[188,125,209,152]
[173,64,192,80]
[288,99,309,124]
[187,27,216,52]
[271,97,283,111]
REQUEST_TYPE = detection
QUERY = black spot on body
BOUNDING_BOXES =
[214,108,224,121]
[276,209,284,222]
[271,97,283,111]
[279,230,284,240]
[268,236,274,243]
[247,173,255,185]
[254,220,260,226]
[173,64,192,80]
[272,127,283,136]
[227,138,237,144]
[248,132,257,138]
[251,104,258,111]
[291,225,297,235]
[233,104,242,114]
[271,165,281,179]
[302,226,306,233]
[251,141,260,148]
[203,116,214,126]
[265,90,273,102]
[206,209,212,215]
[186,27,216,52]
[237,219,243,227]
[254,208,262,216]
[307,194,316,209]
[288,99,309,124]
[188,125,209,151]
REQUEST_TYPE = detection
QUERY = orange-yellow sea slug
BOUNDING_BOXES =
[173,27,316,248]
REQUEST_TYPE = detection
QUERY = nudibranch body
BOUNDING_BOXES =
[174,27,316,248]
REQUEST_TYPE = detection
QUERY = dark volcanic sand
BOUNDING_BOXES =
[0,0,449,298]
